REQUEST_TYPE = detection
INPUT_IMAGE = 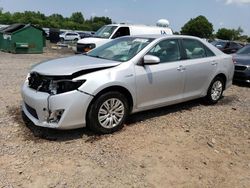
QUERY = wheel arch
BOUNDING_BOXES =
[87,85,134,117]
[214,73,227,90]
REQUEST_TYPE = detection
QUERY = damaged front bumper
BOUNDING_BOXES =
[21,83,93,129]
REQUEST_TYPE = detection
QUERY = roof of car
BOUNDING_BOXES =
[107,23,172,29]
[124,34,202,40]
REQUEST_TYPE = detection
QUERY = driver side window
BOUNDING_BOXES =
[147,39,181,63]
[112,27,130,39]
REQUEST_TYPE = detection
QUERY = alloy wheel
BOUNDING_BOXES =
[98,98,125,129]
[211,80,223,101]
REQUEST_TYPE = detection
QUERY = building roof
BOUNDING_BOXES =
[0,23,46,35]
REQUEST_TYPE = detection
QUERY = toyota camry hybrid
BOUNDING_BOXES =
[21,35,234,134]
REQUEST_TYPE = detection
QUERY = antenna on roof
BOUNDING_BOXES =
[156,19,170,27]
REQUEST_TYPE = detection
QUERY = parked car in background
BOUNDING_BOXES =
[233,44,250,83]
[77,32,92,39]
[59,31,80,42]
[21,35,234,134]
[211,40,243,54]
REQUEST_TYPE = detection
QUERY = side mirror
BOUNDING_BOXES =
[143,55,160,65]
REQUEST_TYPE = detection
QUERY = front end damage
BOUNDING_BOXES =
[21,72,93,129]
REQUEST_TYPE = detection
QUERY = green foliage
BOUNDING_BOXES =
[91,16,112,25]
[0,10,112,31]
[238,35,248,42]
[216,27,244,40]
[87,16,112,31]
[70,12,84,24]
[180,15,213,38]
[216,28,233,40]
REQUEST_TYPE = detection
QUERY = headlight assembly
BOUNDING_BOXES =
[83,43,96,52]
[49,80,86,95]
[27,72,86,94]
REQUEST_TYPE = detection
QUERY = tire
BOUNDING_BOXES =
[60,37,64,42]
[205,77,225,104]
[87,91,129,134]
[74,38,78,42]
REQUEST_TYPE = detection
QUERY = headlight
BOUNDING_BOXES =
[49,80,86,95]
[83,43,96,52]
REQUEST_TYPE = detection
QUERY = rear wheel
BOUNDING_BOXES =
[87,91,129,134]
[205,77,224,104]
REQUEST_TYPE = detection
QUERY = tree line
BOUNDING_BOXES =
[0,9,249,42]
[0,10,112,31]
[180,15,250,42]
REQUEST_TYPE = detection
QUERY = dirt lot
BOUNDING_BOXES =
[0,49,249,188]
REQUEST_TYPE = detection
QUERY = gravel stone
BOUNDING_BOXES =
[0,50,249,188]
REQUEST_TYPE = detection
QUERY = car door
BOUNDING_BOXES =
[64,33,71,40]
[135,39,186,110]
[180,39,217,99]
[66,33,75,41]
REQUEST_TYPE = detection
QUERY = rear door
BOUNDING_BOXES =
[135,39,186,110]
[180,39,218,99]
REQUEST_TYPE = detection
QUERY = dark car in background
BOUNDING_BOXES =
[233,44,250,83]
[211,40,243,54]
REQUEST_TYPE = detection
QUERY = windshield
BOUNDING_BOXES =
[94,25,118,39]
[237,45,250,55]
[87,37,154,62]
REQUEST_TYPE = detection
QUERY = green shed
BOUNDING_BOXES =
[0,23,46,54]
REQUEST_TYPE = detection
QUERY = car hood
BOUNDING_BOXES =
[78,37,109,44]
[32,55,121,76]
[234,54,250,66]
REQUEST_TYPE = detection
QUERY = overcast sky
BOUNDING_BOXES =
[0,0,250,34]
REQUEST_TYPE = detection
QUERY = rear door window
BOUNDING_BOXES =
[182,39,214,59]
[230,42,242,49]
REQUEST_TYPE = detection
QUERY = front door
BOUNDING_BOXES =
[135,39,186,110]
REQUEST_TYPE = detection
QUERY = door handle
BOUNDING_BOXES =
[177,65,186,71]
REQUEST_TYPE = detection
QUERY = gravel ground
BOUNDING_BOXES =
[0,49,249,188]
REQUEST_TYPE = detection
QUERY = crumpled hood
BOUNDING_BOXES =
[234,54,250,66]
[32,55,120,76]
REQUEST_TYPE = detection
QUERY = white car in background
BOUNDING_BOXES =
[76,21,173,53]
[59,31,81,42]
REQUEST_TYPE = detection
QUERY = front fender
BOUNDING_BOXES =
[76,63,137,106]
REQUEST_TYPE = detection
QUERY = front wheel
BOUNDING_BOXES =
[205,77,224,104]
[87,91,129,134]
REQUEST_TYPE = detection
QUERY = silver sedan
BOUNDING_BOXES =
[21,35,234,133]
